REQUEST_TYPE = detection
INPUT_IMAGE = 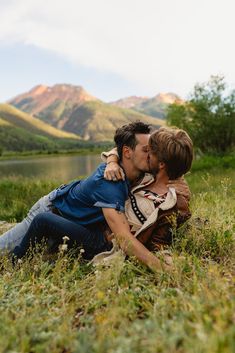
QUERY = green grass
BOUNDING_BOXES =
[0,178,58,222]
[0,158,234,353]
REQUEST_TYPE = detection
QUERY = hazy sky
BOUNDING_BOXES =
[0,0,234,102]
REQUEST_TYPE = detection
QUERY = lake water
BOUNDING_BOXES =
[0,154,102,181]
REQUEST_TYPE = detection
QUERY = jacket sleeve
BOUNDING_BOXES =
[100,147,118,162]
[137,194,191,251]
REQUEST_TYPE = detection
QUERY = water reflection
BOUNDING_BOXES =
[0,155,102,181]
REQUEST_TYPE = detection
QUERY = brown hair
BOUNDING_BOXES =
[149,127,193,179]
[114,121,151,161]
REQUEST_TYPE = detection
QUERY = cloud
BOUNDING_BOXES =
[0,0,235,96]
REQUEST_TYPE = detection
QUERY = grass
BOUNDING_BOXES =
[0,156,234,353]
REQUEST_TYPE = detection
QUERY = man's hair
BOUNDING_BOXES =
[149,127,193,179]
[114,121,151,160]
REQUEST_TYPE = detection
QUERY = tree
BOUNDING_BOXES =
[167,76,235,154]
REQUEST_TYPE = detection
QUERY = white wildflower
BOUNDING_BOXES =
[62,236,70,242]
[60,244,68,252]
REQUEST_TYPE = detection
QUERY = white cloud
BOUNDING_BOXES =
[0,0,235,96]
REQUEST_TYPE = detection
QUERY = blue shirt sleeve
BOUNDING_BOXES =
[92,178,128,212]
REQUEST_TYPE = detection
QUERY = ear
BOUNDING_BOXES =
[159,161,166,170]
[122,145,132,159]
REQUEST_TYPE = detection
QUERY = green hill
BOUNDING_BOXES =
[0,104,82,152]
[0,104,79,139]
[62,101,165,141]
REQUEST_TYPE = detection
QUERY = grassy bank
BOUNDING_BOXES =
[0,158,234,353]
[0,144,114,161]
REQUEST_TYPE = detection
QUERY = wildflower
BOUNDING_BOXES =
[134,287,141,292]
[60,244,68,252]
[80,248,85,254]
[62,236,70,243]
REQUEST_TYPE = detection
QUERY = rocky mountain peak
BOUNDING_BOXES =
[151,93,181,104]
[28,85,49,96]
[8,83,98,116]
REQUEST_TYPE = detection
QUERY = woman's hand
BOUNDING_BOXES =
[104,161,125,181]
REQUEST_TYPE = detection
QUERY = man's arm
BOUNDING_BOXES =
[102,208,171,272]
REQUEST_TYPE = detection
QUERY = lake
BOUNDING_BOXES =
[0,154,102,181]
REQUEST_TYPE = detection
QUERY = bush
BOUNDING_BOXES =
[167,76,235,154]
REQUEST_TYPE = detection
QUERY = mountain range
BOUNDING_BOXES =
[110,92,181,119]
[1,84,180,152]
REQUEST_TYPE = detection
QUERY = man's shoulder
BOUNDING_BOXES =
[84,163,107,184]
[92,163,106,178]
[87,163,129,191]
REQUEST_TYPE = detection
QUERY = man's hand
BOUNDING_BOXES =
[167,177,191,201]
[104,161,125,181]
[102,208,171,272]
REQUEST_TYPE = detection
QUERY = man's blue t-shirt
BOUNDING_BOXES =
[51,163,129,226]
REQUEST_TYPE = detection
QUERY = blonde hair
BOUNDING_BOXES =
[149,127,193,179]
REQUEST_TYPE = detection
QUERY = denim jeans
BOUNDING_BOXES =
[13,212,111,260]
[0,190,57,253]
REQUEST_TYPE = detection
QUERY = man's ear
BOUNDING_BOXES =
[159,161,166,170]
[122,145,132,159]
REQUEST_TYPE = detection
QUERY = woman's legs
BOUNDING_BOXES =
[13,212,110,260]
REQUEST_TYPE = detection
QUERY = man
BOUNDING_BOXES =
[2,122,170,271]
[102,126,193,252]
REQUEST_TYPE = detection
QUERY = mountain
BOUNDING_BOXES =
[9,84,98,128]
[8,84,165,142]
[110,96,148,109]
[110,93,182,119]
[61,100,164,141]
[0,104,81,152]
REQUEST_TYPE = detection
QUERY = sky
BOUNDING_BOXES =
[0,0,235,102]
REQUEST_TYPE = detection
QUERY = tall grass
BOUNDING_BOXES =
[0,159,234,353]
[0,178,57,222]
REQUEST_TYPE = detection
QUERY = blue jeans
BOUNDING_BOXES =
[0,191,56,253]
[13,212,111,260]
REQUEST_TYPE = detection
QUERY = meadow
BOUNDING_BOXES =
[0,156,234,353]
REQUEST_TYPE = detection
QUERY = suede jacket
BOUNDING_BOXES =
[125,173,191,251]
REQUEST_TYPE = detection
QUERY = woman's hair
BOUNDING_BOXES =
[149,127,193,179]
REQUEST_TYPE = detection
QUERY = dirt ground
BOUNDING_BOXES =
[0,221,15,235]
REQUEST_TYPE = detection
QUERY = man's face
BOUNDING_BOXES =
[148,147,161,177]
[129,134,150,173]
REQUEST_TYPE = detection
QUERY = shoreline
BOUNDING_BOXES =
[0,148,107,162]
